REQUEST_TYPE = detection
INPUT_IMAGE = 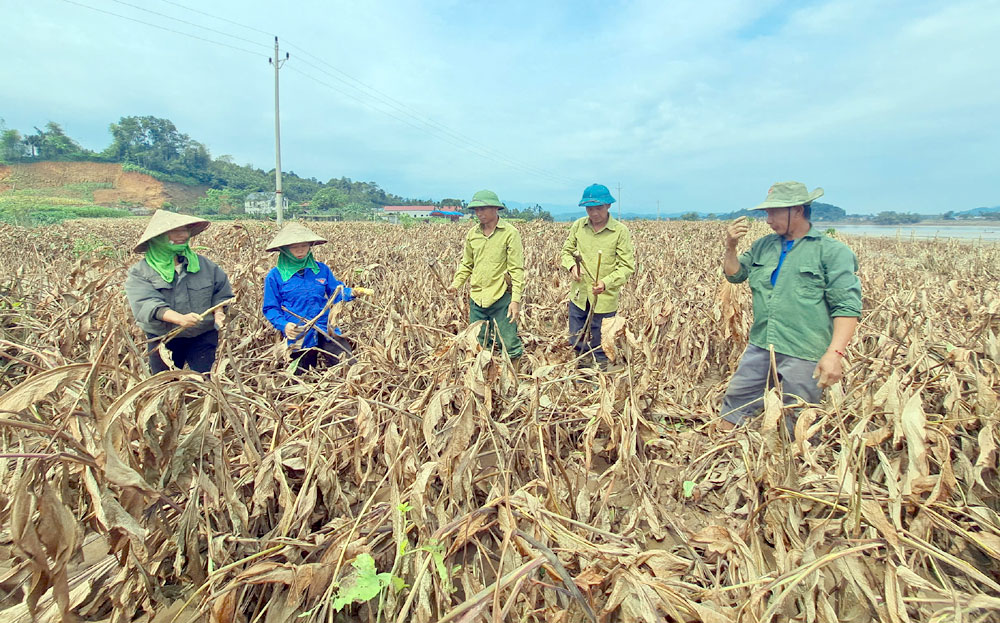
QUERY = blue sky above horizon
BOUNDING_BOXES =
[3,0,998,215]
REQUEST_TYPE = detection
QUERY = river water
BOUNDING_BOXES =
[829,224,1000,241]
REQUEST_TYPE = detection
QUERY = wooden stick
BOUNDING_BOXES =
[281,306,337,343]
[284,285,343,349]
[144,298,233,345]
[574,250,603,348]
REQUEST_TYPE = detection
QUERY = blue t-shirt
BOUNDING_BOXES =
[770,238,795,286]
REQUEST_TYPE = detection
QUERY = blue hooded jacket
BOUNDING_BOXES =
[262,262,354,349]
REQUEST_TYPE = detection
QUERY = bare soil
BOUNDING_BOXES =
[0,161,208,208]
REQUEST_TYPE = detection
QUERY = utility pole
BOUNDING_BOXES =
[270,37,290,226]
[657,199,660,221]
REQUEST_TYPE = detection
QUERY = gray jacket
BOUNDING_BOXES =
[125,255,234,338]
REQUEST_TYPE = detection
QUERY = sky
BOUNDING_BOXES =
[2,0,999,216]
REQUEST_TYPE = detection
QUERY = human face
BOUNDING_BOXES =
[474,206,499,227]
[165,226,191,245]
[286,242,312,259]
[586,204,610,227]
[764,205,805,237]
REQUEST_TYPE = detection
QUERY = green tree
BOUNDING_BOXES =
[33,122,93,160]
[102,116,210,183]
[1,127,27,162]
[311,187,348,211]
[207,157,269,192]
[194,188,243,215]
[439,198,466,209]
[680,211,700,221]
[872,211,922,225]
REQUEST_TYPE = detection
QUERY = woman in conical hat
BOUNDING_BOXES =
[124,209,234,374]
[262,222,372,370]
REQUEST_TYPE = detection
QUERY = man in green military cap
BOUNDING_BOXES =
[448,189,525,361]
[720,181,862,435]
[560,183,635,368]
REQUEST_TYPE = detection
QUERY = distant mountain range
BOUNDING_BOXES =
[956,206,1000,216]
[516,202,1000,222]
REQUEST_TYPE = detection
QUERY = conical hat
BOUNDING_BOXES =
[133,210,211,253]
[265,222,328,252]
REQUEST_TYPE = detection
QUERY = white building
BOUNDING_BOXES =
[380,205,464,224]
[244,192,290,216]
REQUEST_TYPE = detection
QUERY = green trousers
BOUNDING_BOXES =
[469,290,523,359]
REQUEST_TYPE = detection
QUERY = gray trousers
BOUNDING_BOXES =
[721,344,823,433]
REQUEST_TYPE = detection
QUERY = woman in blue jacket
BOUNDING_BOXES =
[262,222,369,369]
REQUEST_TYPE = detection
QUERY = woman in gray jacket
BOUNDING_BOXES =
[124,210,233,374]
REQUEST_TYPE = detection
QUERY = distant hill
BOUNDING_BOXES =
[719,201,846,222]
[956,206,1000,216]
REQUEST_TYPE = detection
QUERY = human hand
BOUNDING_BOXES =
[214,309,226,329]
[725,216,749,248]
[285,322,303,339]
[507,301,520,322]
[447,285,458,295]
[813,351,845,388]
[164,310,202,328]
[569,265,581,281]
[592,280,606,295]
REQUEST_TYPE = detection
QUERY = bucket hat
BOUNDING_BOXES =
[752,181,824,210]
[265,222,328,252]
[133,210,210,253]
[467,189,505,210]
[579,183,616,207]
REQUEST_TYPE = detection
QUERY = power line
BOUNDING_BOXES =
[66,0,583,187]
[58,0,264,57]
[282,40,581,186]
[148,0,581,186]
[109,0,272,50]
[288,56,578,185]
[286,65,574,184]
[153,0,273,37]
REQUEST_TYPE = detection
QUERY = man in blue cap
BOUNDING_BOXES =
[719,181,862,436]
[560,183,635,368]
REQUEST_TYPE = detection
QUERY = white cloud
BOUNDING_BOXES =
[2,0,998,213]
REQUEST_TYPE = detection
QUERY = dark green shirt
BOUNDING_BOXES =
[726,227,861,361]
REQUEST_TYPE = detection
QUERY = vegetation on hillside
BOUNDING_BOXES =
[1,117,558,222]
[0,182,132,226]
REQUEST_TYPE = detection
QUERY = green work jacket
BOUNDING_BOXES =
[560,216,635,314]
[726,227,862,361]
[451,218,525,308]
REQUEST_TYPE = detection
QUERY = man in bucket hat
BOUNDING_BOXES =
[448,189,525,362]
[719,181,861,436]
[125,209,234,375]
[560,183,635,369]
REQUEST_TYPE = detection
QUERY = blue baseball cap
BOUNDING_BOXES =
[579,183,616,207]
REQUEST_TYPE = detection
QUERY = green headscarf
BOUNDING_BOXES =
[145,234,200,283]
[276,247,319,282]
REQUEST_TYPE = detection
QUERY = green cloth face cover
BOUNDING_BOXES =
[276,247,319,282]
[145,234,200,283]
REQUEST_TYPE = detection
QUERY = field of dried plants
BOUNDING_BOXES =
[0,218,998,623]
